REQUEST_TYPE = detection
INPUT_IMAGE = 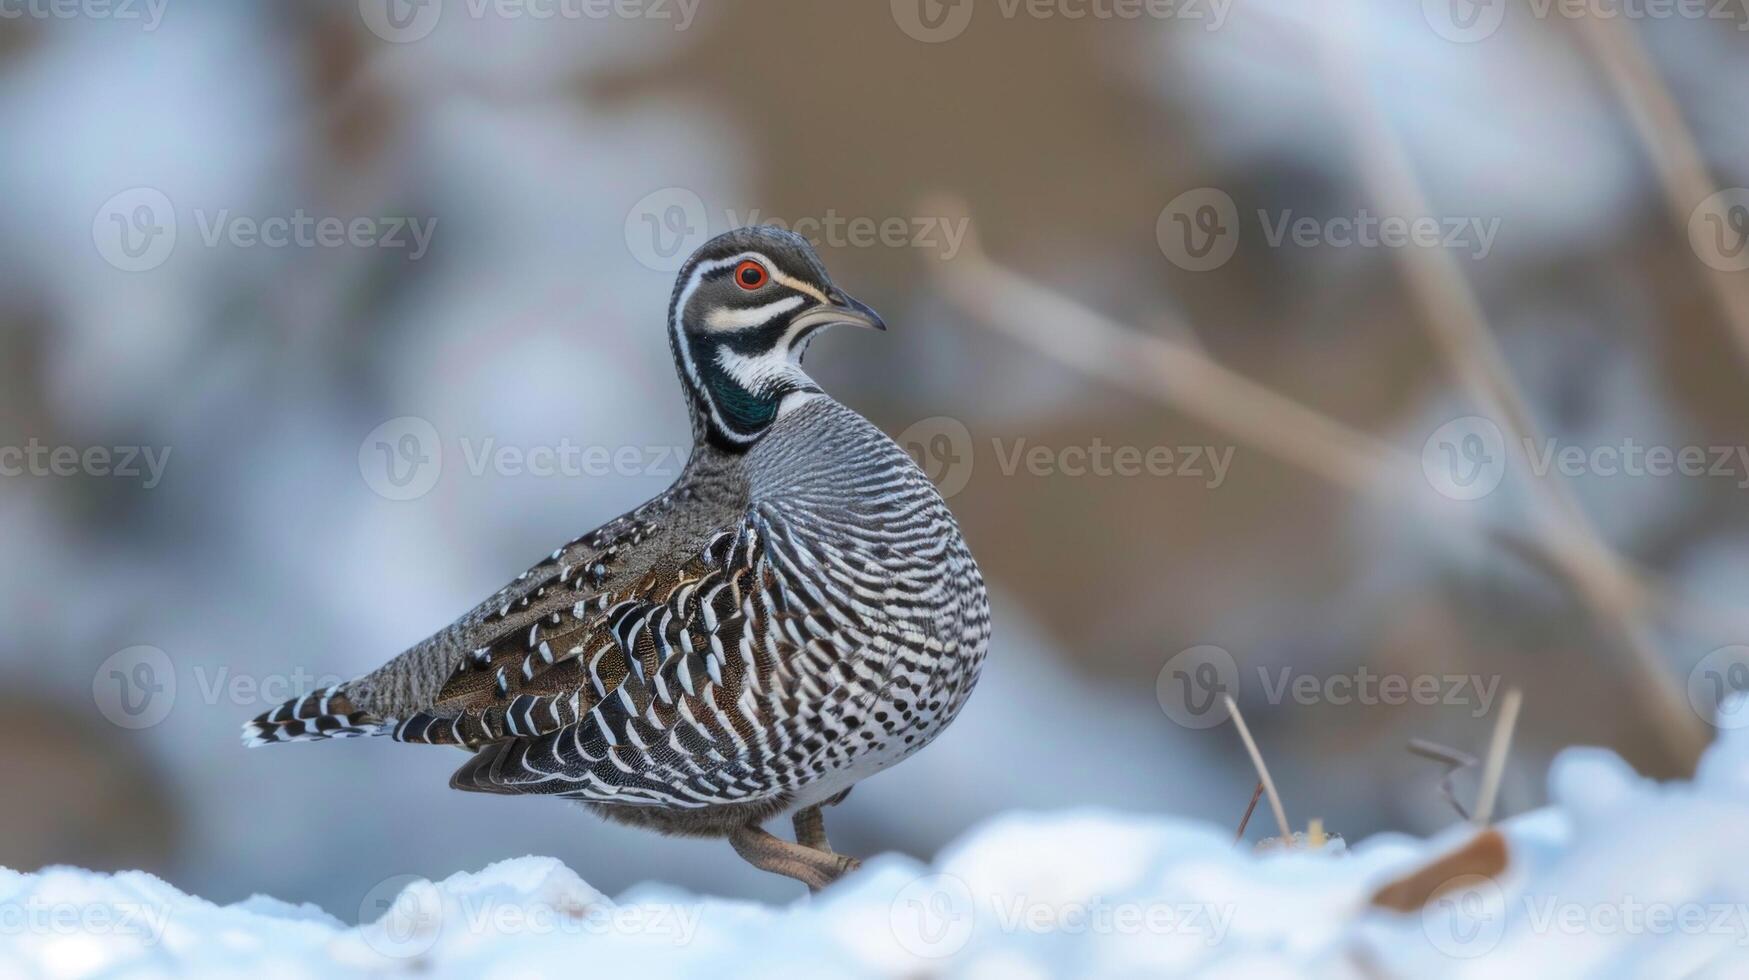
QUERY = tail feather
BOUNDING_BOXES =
[241,684,393,747]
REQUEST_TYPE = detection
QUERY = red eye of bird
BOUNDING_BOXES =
[734,260,768,290]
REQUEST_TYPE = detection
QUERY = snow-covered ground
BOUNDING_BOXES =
[10,719,1749,979]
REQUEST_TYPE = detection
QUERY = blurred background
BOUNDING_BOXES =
[2,0,1747,917]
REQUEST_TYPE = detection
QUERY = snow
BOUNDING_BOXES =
[10,723,1749,979]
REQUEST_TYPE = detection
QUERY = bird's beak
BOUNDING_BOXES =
[792,291,888,333]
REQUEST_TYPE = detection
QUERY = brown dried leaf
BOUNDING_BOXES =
[1368,829,1508,913]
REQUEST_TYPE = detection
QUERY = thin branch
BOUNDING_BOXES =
[927,226,1400,498]
[1567,14,1749,372]
[1472,688,1524,827]
[1314,11,1706,766]
[1407,738,1477,822]
[1234,780,1265,844]
[1224,696,1292,841]
[926,201,1732,766]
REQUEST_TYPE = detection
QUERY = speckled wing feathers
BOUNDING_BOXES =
[425,510,873,809]
[244,398,991,819]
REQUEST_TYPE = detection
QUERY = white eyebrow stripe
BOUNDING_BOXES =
[706,295,806,330]
[770,269,829,305]
[667,246,832,444]
[685,251,829,305]
[690,254,752,279]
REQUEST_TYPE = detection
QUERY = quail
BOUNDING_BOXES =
[244,226,992,891]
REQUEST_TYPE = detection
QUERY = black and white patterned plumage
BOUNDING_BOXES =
[244,227,991,850]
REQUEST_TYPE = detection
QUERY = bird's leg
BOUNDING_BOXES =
[793,805,832,852]
[730,821,860,893]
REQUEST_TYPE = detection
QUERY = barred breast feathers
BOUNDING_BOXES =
[251,395,989,812]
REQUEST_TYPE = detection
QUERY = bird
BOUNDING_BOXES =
[242,226,992,891]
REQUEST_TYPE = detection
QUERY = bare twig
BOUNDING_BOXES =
[1407,738,1477,821]
[926,217,1400,498]
[1315,11,1706,766]
[926,197,1749,629]
[1567,14,1749,371]
[1224,696,1292,841]
[1234,780,1265,844]
[1472,688,1524,827]
[926,202,1721,765]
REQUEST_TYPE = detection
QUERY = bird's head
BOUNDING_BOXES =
[667,226,886,451]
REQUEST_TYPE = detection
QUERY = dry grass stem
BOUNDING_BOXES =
[1567,14,1749,371]
[1234,780,1265,844]
[925,230,1398,497]
[1223,696,1292,841]
[1472,688,1524,827]
[1313,12,1706,767]
[1407,738,1478,821]
[927,197,1720,766]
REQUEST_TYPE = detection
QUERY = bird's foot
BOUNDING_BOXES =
[731,820,862,893]
[793,804,832,852]
[791,803,862,893]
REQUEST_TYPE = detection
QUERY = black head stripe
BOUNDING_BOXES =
[666,226,838,451]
